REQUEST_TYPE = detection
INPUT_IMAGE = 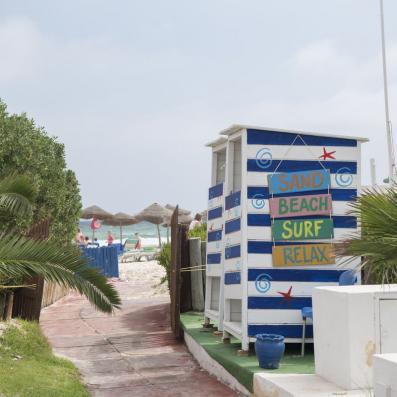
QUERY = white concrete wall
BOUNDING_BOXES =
[373,354,397,397]
[313,285,397,390]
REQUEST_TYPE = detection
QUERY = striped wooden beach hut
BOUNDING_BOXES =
[204,137,227,330]
[205,125,368,352]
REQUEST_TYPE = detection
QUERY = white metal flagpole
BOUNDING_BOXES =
[379,0,396,183]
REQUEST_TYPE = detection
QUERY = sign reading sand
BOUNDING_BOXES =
[268,169,330,195]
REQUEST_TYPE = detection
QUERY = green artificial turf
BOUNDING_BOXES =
[0,320,89,397]
[181,312,314,392]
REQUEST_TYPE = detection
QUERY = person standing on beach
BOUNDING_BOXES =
[75,228,84,245]
[189,213,202,231]
[134,232,142,250]
[107,231,114,246]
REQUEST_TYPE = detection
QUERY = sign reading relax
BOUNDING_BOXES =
[272,218,334,240]
[268,169,330,195]
[272,243,335,267]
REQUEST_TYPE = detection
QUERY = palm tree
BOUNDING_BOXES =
[0,174,35,217]
[0,174,120,313]
[337,185,397,284]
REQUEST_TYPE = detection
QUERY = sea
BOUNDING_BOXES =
[79,219,168,247]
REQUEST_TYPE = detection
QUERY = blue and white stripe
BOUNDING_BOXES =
[224,191,242,296]
[206,183,224,276]
[245,128,360,340]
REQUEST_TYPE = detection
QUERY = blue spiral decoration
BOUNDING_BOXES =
[255,148,273,169]
[255,273,272,293]
[252,194,266,209]
[335,167,353,187]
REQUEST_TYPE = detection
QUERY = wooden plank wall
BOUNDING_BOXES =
[12,219,68,320]
[41,282,69,308]
[170,207,181,338]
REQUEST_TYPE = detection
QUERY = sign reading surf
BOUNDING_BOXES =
[268,169,330,195]
[272,243,335,267]
[272,218,334,240]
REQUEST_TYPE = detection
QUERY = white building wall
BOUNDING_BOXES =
[313,285,397,390]
[373,354,397,397]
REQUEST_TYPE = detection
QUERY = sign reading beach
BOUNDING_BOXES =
[268,169,330,195]
[269,193,332,218]
[272,243,335,267]
[272,218,334,240]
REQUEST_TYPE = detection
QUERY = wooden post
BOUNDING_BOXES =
[157,224,162,248]
[201,241,206,295]
[170,208,182,338]
[0,293,6,320]
[180,224,192,313]
[5,292,14,321]
[189,238,205,311]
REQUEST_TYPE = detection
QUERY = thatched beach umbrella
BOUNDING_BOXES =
[136,203,172,247]
[81,205,112,220]
[178,214,193,225]
[103,212,138,245]
[81,205,113,239]
[162,210,192,243]
[165,204,191,216]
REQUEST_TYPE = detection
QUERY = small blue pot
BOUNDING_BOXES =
[255,334,285,369]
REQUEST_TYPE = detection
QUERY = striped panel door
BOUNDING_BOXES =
[224,191,242,298]
[207,183,224,277]
[245,129,361,340]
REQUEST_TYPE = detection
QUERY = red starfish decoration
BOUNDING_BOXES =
[319,147,336,160]
[278,286,293,300]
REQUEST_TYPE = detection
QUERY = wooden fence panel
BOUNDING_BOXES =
[180,224,192,313]
[170,208,181,338]
[13,219,50,321]
[41,282,69,308]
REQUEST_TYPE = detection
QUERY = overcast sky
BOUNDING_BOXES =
[2,1,397,214]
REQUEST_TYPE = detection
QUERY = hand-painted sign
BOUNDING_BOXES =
[269,193,332,218]
[268,169,330,195]
[272,218,334,240]
[272,243,335,267]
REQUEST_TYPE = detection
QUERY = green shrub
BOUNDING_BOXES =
[0,100,81,244]
[188,223,207,241]
[337,186,397,284]
[158,243,171,288]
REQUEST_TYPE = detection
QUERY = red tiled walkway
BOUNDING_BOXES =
[40,280,239,397]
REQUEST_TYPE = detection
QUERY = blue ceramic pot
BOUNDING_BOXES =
[255,334,285,369]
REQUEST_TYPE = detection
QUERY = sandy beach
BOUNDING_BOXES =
[118,259,169,298]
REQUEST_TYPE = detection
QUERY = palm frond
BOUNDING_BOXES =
[0,235,121,313]
[0,174,36,217]
[336,184,397,284]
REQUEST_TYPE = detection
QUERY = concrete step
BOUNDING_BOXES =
[253,373,369,397]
